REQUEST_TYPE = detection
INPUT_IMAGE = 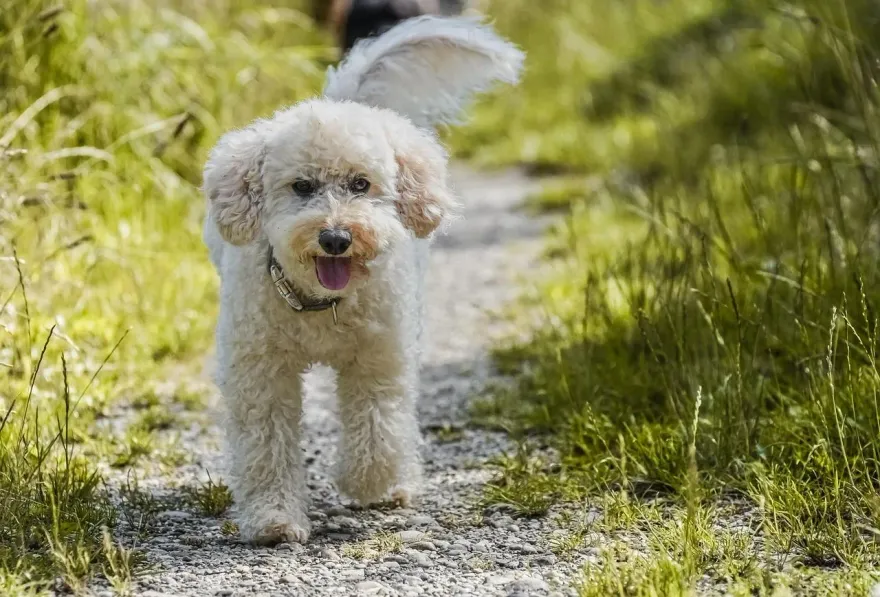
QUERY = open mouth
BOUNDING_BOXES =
[315,256,352,291]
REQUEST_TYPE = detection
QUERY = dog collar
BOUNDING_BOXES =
[267,247,340,324]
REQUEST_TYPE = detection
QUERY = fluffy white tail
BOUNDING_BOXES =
[322,15,524,128]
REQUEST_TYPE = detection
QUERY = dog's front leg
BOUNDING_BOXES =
[221,361,311,545]
[335,352,422,506]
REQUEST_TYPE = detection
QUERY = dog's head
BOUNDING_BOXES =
[203,100,455,296]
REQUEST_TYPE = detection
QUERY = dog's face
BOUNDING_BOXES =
[203,100,456,297]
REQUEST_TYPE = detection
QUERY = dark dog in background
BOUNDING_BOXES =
[312,0,469,53]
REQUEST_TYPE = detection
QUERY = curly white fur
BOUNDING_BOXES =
[202,16,522,545]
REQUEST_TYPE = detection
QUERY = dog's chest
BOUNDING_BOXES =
[273,299,391,366]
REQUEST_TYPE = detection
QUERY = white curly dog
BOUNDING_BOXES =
[202,16,523,545]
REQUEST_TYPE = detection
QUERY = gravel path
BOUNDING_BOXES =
[108,165,589,597]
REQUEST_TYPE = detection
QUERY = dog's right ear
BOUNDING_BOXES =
[202,122,268,245]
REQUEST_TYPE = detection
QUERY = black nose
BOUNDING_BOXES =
[318,229,352,255]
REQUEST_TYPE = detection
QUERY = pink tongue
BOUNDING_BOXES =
[315,257,352,291]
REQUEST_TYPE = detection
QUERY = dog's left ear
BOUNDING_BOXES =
[393,130,458,238]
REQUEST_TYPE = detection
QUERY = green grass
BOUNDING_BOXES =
[1,0,331,590]
[462,0,880,593]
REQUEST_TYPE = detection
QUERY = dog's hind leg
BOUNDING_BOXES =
[220,357,311,545]
[334,347,422,506]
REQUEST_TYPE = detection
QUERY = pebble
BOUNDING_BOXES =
[334,516,362,529]
[321,548,341,561]
[397,530,428,544]
[410,541,436,551]
[157,510,192,520]
[384,554,409,564]
[533,554,558,566]
[405,550,433,567]
[275,542,304,554]
[486,574,515,586]
[327,506,353,517]
[357,580,387,594]
[406,515,435,527]
[342,569,366,581]
[507,578,551,593]
[472,540,491,553]
[328,533,354,541]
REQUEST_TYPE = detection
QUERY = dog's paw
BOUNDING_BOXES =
[336,462,397,506]
[391,487,414,508]
[240,511,311,545]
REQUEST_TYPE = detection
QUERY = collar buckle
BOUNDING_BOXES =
[269,260,305,311]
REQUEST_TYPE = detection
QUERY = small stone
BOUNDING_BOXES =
[405,549,433,567]
[397,530,428,544]
[381,515,405,529]
[384,560,401,570]
[356,580,387,594]
[215,591,234,597]
[334,516,362,529]
[486,574,515,586]
[343,569,366,581]
[157,510,192,520]
[518,544,540,554]
[472,540,490,553]
[328,533,354,541]
[533,554,557,566]
[433,539,451,550]
[508,578,551,593]
[410,541,436,551]
[406,515,435,527]
[384,554,409,564]
[447,547,468,556]
[280,575,297,584]
[328,505,353,517]
[322,547,341,561]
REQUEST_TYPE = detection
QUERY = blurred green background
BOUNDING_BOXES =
[3,0,880,593]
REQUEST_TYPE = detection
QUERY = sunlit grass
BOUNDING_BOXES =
[466,0,880,592]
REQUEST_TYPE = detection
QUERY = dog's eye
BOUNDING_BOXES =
[350,177,370,194]
[292,180,316,196]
